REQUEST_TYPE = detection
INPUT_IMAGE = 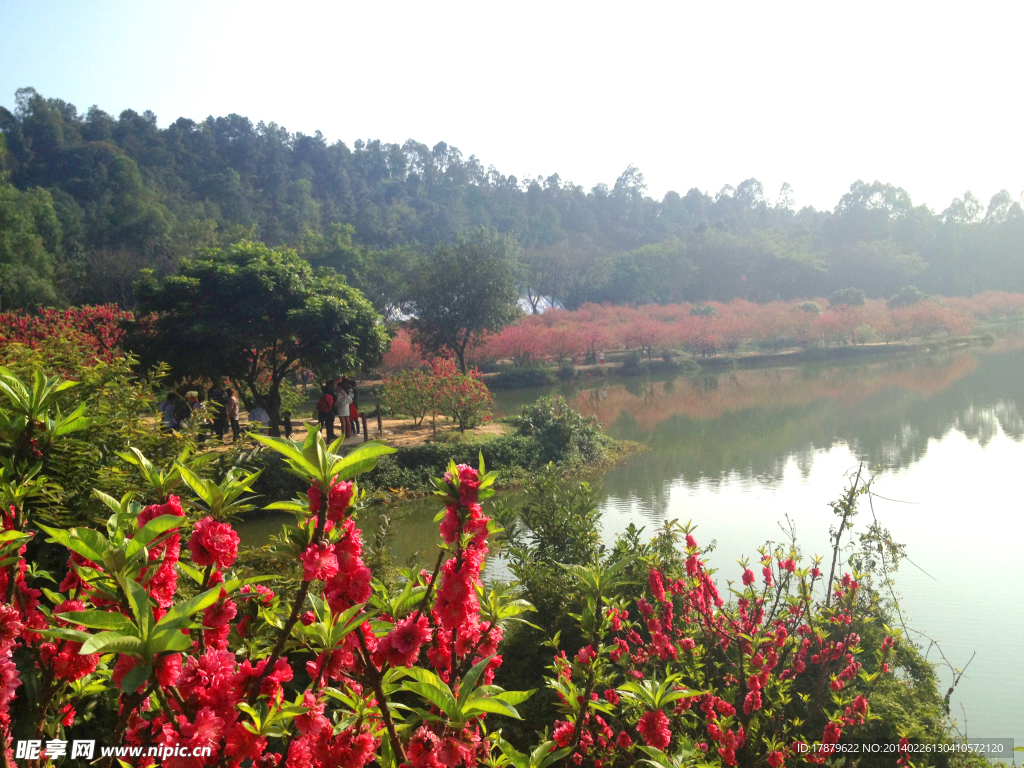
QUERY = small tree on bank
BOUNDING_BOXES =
[128,241,389,435]
[409,228,521,372]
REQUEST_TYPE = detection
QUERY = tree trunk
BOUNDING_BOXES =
[266,380,282,437]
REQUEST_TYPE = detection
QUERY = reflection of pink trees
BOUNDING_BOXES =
[569,354,980,433]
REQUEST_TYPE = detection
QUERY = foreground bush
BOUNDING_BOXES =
[0,365,979,768]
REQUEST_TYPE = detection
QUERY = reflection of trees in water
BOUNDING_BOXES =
[589,347,1024,501]
[953,402,1024,445]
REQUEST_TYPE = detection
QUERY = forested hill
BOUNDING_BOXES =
[1,86,1023,311]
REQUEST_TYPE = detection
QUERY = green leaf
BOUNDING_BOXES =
[92,489,124,515]
[403,681,458,717]
[69,528,109,564]
[330,441,396,480]
[129,514,186,554]
[117,576,153,633]
[458,655,493,705]
[121,661,152,693]
[496,738,528,768]
[177,561,206,585]
[250,434,318,477]
[463,696,522,719]
[160,579,242,624]
[263,500,307,512]
[495,689,536,706]
[0,530,31,545]
[36,523,72,549]
[80,632,142,656]
[149,628,195,653]
[533,742,573,768]
[58,610,138,633]
[175,462,213,505]
[35,627,93,643]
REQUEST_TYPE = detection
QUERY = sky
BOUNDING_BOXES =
[2,0,1022,213]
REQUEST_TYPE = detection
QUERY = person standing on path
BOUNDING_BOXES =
[226,388,241,441]
[335,381,352,439]
[317,385,335,440]
[158,392,179,431]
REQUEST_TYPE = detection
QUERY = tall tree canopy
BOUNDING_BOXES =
[2,87,1024,309]
[409,228,521,371]
[128,241,388,433]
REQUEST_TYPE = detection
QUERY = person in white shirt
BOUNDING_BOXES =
[335,382,353,438]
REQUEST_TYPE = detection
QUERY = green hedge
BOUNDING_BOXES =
[486,367,556,390]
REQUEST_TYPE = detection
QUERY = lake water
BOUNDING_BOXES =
[499,342,1024,744]
[239,341,1024,742]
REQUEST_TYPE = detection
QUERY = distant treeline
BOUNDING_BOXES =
[1,86,1023,312]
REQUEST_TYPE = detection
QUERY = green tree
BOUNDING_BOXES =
[300,223,416,321]
[409,228,521,372]
[0,181,60,309]
[128,241,389,434]
[829,286,866,308]
[887,285,925,309]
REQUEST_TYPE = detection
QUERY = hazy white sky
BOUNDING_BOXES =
[2,0,1022,212]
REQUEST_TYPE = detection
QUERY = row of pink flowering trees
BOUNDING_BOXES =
[1,363,916,768]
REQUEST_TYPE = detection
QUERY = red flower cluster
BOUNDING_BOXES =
[637,709,671,750]
[189,516,241,569]
[137,495,186,608]
[375,614,432,669]
[0,305,131,363]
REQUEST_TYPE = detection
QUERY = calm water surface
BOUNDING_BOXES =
[240,341,1024,742]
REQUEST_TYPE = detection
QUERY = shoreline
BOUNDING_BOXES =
[481,334,992,388]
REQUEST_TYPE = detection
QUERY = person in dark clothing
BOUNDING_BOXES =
[316,386,335,440]
[282,411,293,439]
[173,392,195,429]
[209,383,228,440]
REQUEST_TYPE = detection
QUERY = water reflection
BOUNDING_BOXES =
[489,343,1024,741]
[494,346,1024,494]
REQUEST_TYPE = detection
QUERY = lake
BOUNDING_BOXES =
[239,340,1024,742]
[500,342,1024,744]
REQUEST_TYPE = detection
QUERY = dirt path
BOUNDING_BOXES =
[190,414,508,453]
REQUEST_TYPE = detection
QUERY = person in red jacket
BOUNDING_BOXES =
[316,385,335,440]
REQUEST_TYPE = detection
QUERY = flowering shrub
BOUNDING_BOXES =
[382,358,492,432]
[0,364,966,767]
[381,368,437,426]
[432,359,493,432]
[0,361,537,767]
[0,305,131,364]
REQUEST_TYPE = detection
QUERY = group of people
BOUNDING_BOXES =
[158,385,243,441]
[316,379,360,441]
